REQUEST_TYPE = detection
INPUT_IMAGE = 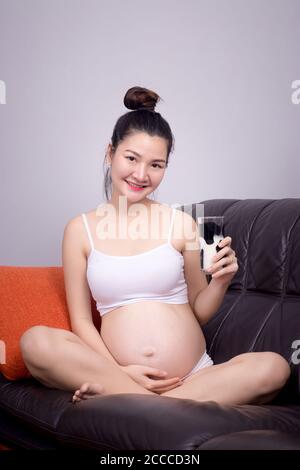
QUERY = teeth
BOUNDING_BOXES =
[127,181,145,188]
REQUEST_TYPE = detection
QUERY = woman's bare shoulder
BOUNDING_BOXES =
[63,213,90,257]
[64,212,86,230]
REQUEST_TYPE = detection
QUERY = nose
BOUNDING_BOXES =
[132,164,148,182]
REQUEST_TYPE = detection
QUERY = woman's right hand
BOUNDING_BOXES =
[120,364,184,394]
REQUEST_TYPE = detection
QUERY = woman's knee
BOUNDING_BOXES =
[20,325,68,369]
[254,352,290,395]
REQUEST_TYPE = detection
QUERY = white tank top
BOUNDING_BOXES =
[81,207,189,316]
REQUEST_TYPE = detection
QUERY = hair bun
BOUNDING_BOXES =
[124,86,161,112]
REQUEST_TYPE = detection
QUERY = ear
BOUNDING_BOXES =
[105,143,114,165]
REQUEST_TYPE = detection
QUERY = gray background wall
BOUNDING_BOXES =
[0,0,299,266]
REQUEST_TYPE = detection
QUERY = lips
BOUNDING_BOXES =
[125,180,148,191]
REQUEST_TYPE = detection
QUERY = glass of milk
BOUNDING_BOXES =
[197,216,224,273]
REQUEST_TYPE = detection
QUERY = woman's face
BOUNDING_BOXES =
[107,132,168,207]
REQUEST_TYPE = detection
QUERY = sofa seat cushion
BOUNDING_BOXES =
[1,373,300,450]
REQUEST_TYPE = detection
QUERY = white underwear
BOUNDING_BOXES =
[181,350,214,381]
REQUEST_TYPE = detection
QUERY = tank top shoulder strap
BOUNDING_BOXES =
[81,213,94,250]
[167,207,176,243]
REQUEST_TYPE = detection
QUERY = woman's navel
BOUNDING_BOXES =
[141,346,156,357]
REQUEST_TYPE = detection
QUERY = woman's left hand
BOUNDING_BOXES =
[205,236,238,285]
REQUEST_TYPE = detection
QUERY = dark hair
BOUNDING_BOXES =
[103,86,175,201]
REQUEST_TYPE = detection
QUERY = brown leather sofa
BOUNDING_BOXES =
[0,198,300,450]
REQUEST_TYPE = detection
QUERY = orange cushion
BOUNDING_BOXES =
[0,266,72,380]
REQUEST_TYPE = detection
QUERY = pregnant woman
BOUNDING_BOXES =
[20,86,290,405]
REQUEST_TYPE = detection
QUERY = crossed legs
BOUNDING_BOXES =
[20,326,290,406]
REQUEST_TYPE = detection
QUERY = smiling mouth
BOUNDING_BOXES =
[125,180,148,190]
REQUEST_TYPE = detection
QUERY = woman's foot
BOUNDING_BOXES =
[72,382,105,403]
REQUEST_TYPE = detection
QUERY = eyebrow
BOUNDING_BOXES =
[124,149,166,163]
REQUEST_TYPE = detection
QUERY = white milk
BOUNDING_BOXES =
[200,234,223,271]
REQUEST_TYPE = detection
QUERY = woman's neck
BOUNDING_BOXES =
[107,195,155,217]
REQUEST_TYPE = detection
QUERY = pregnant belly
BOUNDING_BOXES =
[100,301,206,379]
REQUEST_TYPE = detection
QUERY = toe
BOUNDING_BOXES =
[72,389,82,403]
[80,383,90,394]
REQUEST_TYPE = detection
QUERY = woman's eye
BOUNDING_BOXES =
[125,156,163,169]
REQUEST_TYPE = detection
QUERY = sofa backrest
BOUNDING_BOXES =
[180,199,300,400]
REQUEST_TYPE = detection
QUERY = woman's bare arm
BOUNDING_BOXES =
[62,216,120,366]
